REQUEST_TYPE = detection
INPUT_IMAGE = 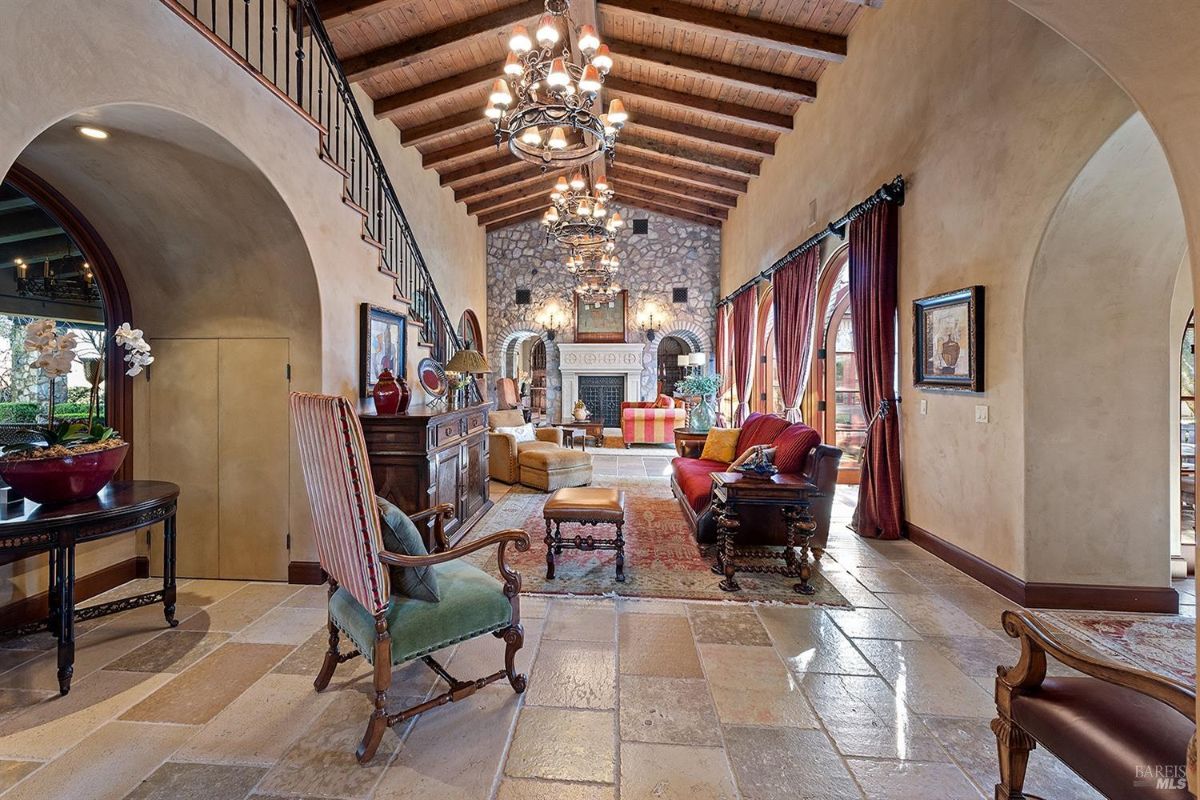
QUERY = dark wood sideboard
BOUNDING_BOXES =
[360,404,492,549]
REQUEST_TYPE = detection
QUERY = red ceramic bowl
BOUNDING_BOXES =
[0,443,129,505]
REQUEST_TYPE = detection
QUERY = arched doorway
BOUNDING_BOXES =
[499,330,548,420]
[656,335,690,395]
[806,247,865,484]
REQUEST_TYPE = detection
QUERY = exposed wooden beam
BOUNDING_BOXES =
[625,114,774,157]
[399,110,490,146]
[598,0,847,62]
[604,76,792,132]
[608,169,738,208]
[485,208,546,231]
[606,38,816,101]
[455,168,548,203]
[613,185,728,220]
[374,62,501,119]
[620,198,721,228]
[319,0,420,30]
[618,133,761,176]
[343,1,541,83]
[440,153,526,187]
[477,197,548,226]
[422,135,499,168]
[617,151,749,194]
[464,181,553,215]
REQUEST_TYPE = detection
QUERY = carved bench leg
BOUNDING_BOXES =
[992,715,1035,800]
[614,521,626,582]
[544,519,556,580]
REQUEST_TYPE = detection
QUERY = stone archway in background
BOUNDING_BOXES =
[493,323,561,421]
[641,323,709,400]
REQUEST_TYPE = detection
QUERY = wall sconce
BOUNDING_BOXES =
[637,304,659,341]
[539,305,561,341]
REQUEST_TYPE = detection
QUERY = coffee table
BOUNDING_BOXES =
[560,422,604,451]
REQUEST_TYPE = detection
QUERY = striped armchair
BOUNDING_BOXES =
[621,399,688,447]
[290,392,531,764]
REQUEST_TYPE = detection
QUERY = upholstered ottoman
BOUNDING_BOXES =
[543,487,627,581]
[518,447,593,491]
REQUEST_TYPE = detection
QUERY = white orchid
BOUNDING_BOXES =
[24,322,78,378]
[115,323,154,377]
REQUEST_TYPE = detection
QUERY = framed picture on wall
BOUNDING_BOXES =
[913,286,984,391]
[360,303,407,398]
[574,290,627,343]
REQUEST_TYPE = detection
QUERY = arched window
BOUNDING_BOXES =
[753,287,780,414]
[1182,311,1195,550]
[458,309,482,352]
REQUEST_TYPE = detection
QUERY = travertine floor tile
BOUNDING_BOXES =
[0,622,162,690]
[0,720,194,800]
[446,616,544,681]
[123,761,267,800]
[756,607,876,676]
[281,584,330,608]
[0,687,56,726]
[847,567,930,594]
[520,595,551,619]
[723,725,863,800]
[620,742,738,800]
[0,759,41,792]
[543,602,616,642]
[825,607,923,641]
[688,604,772,646]
[374,684,522,799]
[924,634,1019,679]
[617,598,688,616]
[496,778,615,800]
[233,606,327,645]
[879,593,995,638]
[854,640,994,718]
[171,579,246,608]
[699,644,819,728]
[847,758,983,799]
[0,648,46,676]
[121,642,292,725]
[525,639,616,710]
[104,630,229,673]
[619,614,703,678]
[618,675,721,746]
[178,583,301,633]
[174,673,334,766]
[818,569,890,609]
[505,707,615,783]
[799,673,948,762]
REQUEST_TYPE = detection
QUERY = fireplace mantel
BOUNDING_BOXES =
[557,343,645,424]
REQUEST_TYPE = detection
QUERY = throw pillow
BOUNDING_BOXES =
[495,423,535,443]
[731,444,776,469]
[655,393,673,408]
[699,427,741,463]
[773,424,821,474]
[377,496,440,603]
[735,413,791,459]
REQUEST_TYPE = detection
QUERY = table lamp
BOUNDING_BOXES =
[444,349,492,409]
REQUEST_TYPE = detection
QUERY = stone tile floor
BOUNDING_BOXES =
[0,476,1191,799]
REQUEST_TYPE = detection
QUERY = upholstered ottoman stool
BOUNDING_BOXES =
[519,447,592,491]
[542,487,627,582]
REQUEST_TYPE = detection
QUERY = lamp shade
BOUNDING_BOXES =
[677,355,690,367]
[445,349,492,374]
[688,352,706,366]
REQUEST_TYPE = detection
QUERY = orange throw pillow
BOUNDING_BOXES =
[699,427,741,464]
[655,393,673,408]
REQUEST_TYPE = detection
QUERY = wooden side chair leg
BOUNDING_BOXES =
[356,616,392,765]
[315,579,340,692]
[502,624,527,694]
[991,715,1035,800]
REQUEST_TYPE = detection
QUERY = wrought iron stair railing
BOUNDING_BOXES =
[162,0,475,395]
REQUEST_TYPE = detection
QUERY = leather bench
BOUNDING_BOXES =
[519,447,592,492]
[993,610,1195,800]
[542,487,626,582]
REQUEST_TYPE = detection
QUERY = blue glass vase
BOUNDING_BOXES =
[689,395,716,432]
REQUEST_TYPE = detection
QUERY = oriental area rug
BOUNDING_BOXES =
[465,475,852,606]
[1039,610,1195,685]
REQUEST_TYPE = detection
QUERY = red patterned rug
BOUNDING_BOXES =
[1040,611,1194,685]
[465,476,851,605]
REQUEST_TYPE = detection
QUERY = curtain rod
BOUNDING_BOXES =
[717,175,906,307]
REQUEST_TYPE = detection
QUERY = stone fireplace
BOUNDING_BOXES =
[557,342,645,426]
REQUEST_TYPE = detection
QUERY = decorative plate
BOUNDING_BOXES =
[417,357,447,398]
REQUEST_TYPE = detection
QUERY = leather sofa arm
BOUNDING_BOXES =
[535,426,564,446]
[487,431,519,483]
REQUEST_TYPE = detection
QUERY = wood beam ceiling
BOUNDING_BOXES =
[619,198,722,227]
[607,168,739,208]
[319,0,420,30]
[439,153,529,187]
[454,168,549,204]
[617,133,762,176]
[603,76,793,132]
[598,0,848,62]
[400,109,489,146]
[374,61,502,119]
[485,208,546,232]
[613,185,728,220]
[477,198,549,227]
[342,1,542,82]
[617,151,749,194]
[623,116,773,157]
[467,192,548,218]
[422,135,499,168]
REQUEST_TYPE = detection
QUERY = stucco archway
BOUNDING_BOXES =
[1022,113,1187,593]
[640,322,710,399]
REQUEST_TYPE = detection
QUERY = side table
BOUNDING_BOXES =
[708,471,820,595]
[673,428,709,458]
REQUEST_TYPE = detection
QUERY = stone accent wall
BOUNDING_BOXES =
[487,202,720,422]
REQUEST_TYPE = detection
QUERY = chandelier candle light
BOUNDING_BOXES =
[543,170,624,247]
[487,0,627,168]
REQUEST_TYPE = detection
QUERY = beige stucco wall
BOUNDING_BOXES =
[0,0,485,595]
[720,0,1138,581]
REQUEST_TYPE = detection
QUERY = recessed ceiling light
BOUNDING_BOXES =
[76,126,109,140]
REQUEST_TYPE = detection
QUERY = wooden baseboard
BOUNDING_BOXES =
[906,522,1178,614]
[0,555,150,630]
[288,561,325,585]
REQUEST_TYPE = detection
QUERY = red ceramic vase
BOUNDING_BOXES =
[373,369,402,414]
[395,374,411,413]
[0,442,129,505]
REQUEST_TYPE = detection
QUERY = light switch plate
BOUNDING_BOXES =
[975,404,989,423]
[920,399,928,415]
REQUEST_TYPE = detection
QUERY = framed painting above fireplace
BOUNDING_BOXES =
[575,290,627,343]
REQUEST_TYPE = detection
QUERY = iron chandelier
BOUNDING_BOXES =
[541,170,624,247]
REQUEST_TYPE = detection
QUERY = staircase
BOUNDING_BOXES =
[161,0,476,396]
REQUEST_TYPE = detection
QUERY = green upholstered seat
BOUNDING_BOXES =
[329,560,513,665]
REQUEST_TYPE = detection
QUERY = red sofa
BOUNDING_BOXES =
[670,413,842,558]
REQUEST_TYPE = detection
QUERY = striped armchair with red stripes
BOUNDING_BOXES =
[621,397,688,447]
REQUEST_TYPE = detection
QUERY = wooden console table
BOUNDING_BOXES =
[0,481,180,694]
[673,428,709,457]
[709,472,819,595]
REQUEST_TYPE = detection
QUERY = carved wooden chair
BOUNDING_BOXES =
[290,392,530,764]
[993,609,1195,800]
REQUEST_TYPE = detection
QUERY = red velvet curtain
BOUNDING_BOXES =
[714,305,731,426]
[731,290,757,425]
[772,247,820,423]
[849,201,904,539]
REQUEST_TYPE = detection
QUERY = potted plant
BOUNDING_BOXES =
[0,321,153,505]
[674,372,723,433]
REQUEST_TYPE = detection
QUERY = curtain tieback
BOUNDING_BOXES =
[864,398,896,434]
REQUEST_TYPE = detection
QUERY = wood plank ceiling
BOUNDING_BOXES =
[317,0,879,230]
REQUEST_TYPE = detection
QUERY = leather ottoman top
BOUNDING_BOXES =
[519,448,591,469]
[1011,676,1193,800]
[544,487,626,522]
